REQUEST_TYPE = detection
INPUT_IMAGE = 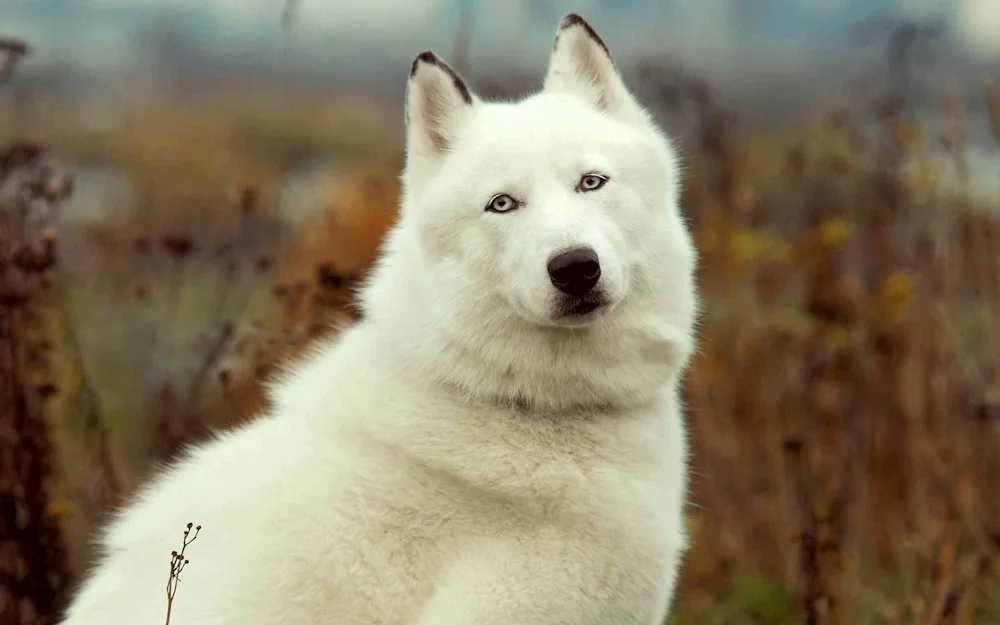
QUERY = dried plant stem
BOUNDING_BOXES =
[165,522,200,625]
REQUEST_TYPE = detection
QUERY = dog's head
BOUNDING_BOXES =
[362,14,697,407]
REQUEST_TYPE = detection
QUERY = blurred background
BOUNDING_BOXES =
[2,1,999,623]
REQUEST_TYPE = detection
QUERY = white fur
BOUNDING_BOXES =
[60,14,698,625]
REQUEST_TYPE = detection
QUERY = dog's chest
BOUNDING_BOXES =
[407,458,683,622]
[325,410,687,623]
[527,466,682,620]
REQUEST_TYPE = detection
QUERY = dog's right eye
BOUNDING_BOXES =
[485,194,520,214]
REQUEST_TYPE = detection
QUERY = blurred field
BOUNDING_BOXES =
[3,26,1000,625]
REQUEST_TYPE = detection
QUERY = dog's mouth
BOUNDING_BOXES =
[563,299,601,316]
[554,292,609,322]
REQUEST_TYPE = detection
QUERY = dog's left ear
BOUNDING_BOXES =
[406,51,478,161]
[544,14,643,123]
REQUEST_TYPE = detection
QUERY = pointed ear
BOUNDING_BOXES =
[544,14,642,121]
[406,51,477,160]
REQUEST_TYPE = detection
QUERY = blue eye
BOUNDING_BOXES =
[577,173,608,192]
[486,193,520,213]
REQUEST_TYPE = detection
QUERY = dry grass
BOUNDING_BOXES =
[0,39,75,621]
[640,63,1000,623]
[1,37,999,625]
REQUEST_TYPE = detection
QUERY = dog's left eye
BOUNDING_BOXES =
[485,193,520,213]
[577,173,608,192]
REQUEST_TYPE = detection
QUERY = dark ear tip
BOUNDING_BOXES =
[555,13,609,55]
[559,13,588,30]
[410,50,439,77]
[407,49,474,106]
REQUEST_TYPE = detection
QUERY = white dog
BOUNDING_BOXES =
[60,13,698,625]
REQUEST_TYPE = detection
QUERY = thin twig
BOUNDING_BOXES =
[165,522,201,625]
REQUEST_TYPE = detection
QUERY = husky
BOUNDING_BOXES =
[60,13,698,625]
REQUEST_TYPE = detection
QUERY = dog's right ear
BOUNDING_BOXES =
[406,51,477,160]
[544,14,644,125]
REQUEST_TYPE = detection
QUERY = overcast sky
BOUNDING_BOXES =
[1,0,997,98]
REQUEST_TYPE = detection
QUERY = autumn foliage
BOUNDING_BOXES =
[2,36,999,625]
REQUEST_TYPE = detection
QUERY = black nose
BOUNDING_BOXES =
[547,247,601,297]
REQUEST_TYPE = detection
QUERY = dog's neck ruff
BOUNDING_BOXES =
[436,375,634,420]
[365,292,683,420]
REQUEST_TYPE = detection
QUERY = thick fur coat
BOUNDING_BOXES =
[60,13,698,625]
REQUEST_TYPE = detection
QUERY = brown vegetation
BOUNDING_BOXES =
[0,38,74,623]
[1,33,998,624]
